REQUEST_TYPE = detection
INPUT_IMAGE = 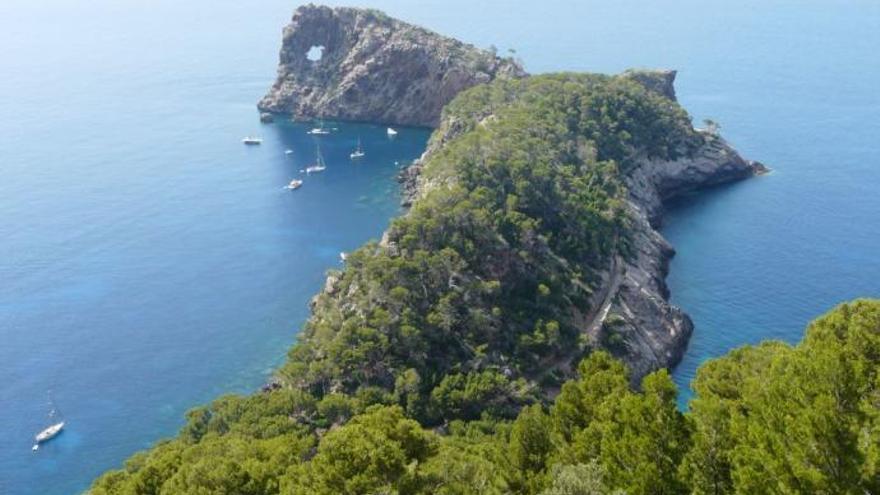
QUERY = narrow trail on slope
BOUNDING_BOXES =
[534,254,623,397]
[585,255,621,339]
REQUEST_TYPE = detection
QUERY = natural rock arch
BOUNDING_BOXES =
[258,5,526,127]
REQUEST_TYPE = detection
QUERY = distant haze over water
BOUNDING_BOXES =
[1,0,878,493]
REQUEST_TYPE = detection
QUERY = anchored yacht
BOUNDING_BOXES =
[307,119,331,135]
[305,142,327,174]
[350,137,365,159]
[32,396,65,451]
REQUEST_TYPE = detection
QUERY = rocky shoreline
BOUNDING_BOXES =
[615,131,766,379]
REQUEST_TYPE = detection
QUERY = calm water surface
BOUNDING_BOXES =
[1,0,878,493]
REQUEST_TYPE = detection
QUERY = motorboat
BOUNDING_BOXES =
[387,127,398,137]
[286,179,303,190]
[242,136,263,145]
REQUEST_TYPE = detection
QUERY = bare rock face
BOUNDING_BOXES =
[608,134,765,380]
[583,71,765,380]
[258,5,526,127]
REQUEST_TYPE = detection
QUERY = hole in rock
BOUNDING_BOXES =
[306,45,325,62]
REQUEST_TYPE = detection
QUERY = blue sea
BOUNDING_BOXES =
[1,0,878,493]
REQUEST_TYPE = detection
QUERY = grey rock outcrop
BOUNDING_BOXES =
[258,5,526,127]
[609,132,765,380]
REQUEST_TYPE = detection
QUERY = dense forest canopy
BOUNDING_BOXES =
[92,300,880,494]
[90,73,879,494]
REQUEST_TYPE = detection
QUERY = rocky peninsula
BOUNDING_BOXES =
[257,7,767,390]
[258,4,526,127]
[258,6,766,387]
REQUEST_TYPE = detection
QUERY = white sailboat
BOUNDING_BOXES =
[307,119,331,135]
[350,137,365,159]
[32,396,64,451]
[305,142,327,174]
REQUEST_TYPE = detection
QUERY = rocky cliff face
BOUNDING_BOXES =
[609,132,766,379]
[258,5,526,127]
[580,70,766,378]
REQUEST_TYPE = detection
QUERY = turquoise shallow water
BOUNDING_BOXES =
[1,0,878,493]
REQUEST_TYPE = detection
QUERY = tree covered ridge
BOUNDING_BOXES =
[279,74,704,425]
[92,300,880,494]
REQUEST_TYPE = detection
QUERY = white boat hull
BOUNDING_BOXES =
[34,421,64,444]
